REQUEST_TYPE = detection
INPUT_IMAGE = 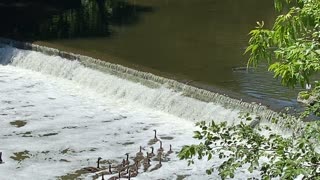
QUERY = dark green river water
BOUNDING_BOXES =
[0,0,302,110]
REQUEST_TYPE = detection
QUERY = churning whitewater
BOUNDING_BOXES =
[0,43,298,179]
[0,45,242,123]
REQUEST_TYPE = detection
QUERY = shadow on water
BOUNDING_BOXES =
[0,0,154,41]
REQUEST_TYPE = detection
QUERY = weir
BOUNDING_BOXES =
[0,38,304,133]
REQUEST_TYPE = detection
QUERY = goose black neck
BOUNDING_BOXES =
[154,130,157,139]
[97,158,101,168]
[128,171,131,180]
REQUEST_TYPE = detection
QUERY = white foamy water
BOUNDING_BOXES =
[0,64,261,180]
[0,46,241,123]
[0,45,293,179]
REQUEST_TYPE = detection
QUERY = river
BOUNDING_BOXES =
[0,0,302,110]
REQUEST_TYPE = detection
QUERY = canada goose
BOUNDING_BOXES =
[143,158,151,172]
[132,158,142,169]
[126,169,138,179]
[148,130,159,145]
[157,141,164,153]
[129,168,138,178]
[134,146,144,163]
[167,144,173,154]
[120,167,130,177]
[163,144,173,159]
[108,171,121,180]
[130,161,139,172]
[94,164,117,179]
[98,164,114,175]
[153,129,157,139]
[128,171,132,180]
[124,153,130,165]
[83,157,103,172]
[149,147,155,157]
[101,174,105,180]
[150,155,162,172]
[115,159,127,172]
[108,164,112,174]
[136,146,143,157]
[121,168,130,179]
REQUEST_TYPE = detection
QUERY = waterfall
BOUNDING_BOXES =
[0,38,304,133]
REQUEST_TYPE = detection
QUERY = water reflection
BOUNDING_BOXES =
[0,0,303,110]
[0,0,154,40]
[230,65,302,110]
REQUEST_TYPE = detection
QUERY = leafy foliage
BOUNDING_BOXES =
[179,116,320,179]
[180,0,320,179]
[245,0,320,88]
[246,0,320,116]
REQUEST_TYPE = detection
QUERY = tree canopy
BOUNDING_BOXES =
[246,0,320,88]
[179,0,320,179]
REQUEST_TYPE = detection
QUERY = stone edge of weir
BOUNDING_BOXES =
[0,37,305,134]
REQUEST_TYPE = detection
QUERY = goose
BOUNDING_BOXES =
[108,171,121,180]
[112,159,124,169]
[95,163,114,177]
[143,158,151,172]
[150,155,162,172]
[121,167,130,179]
[132,158,142,169]
[167,144,173,155]
[129,168,138,178]
[124,153,130,165]
[100,164,113,175]
[83,157,103,172]
[157,141,164,153]
[0,152,3,164]
[149,147,155,157]
[114,159,127,172]
[120,167,130,177]
[108,164,112,174]
[136,146,143,157]
[101,174,105,180]
[148,130,159,145]
[130,161,139,172]
[125,169,138,180]
[153,129,157,139]
[134,146,144,163]
[162,144,173,160]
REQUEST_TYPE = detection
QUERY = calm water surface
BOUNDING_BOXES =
[0,0,302,110]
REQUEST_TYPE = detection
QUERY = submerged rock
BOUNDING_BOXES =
[297,91,318,106]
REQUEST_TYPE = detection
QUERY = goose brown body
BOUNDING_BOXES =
[83,157,103,173]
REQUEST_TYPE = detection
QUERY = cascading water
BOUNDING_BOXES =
[0,38,303,133]
[0,38,304,179]
[0,45,240,124]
